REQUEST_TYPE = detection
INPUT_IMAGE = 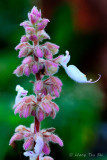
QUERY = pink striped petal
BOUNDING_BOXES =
[37,108,45,121]
[51,134,63,147]
[42,102,52,114]
[36,46,44,58]
[9,133,23,145]
[23,137,34,150]
[23,104,31,118]
[42,143,50,154]
[22,56,33,64]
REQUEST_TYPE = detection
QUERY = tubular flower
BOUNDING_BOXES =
[60,51,101,83]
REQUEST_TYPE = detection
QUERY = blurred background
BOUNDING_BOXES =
[0,0,107,159]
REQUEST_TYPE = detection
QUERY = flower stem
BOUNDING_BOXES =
[34,116,40,133]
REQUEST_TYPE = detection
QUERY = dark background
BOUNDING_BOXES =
[0,0,107,159]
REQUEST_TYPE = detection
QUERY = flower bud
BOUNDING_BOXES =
[37,19,50,31]
[38,30,50,42]
[36,46,44,58]
[15,42,30,50]
[45,61,59,75]
[50,108,56,119]
[29,35,37,41]
[18,48,28,58]
[21,35,28,42]
[20,21,31,28]
[45,42,59,55]
[15,125,27,132]
[24,65,31,76]
[31,6,41,18]
[28,13,39,24]
[32,63,38,74]
[23,104,31,118]
[22,56,33,64]
[53,55,63,63]
[13,65,24,77]
[25,27,35,35]
[50,134,63,147]
[9,133,23,145]
[43,48,53,60]
[34,81,43,93]
[37,108,45,122]
[41,102,52,114]
[23,137,34,150]
[42,143,50,154]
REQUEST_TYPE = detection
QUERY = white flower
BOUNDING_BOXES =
[15,85,28,104]
[60,51,101,83]
[24,151,36,158]
[24,133,44,159]
[34,133,44,155]
[24,151,44,159]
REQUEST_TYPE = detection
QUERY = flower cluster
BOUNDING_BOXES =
[9,6,100,160]
[10,124,63,159]
[10,6,64,160]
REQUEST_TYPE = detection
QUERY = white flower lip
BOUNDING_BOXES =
[15,85,28,104]
[16,85,28,95]
[60,51,101,83]
[24,151,37,158]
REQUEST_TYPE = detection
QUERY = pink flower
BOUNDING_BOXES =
[20,21,32,28]
[43,48,53,60]
[41,127,63,152]
[13,64,24,77]
[23,126,63,158]
[36,46,44,58]
[36,95,59,121]
[28,13,39,24]
[31,6,41,19]
[37,19,50,31]
[29,35,37,41]
[21,35,28,42]
[22,56,33,64]
[32,63,38,74]
[25,27,35,35]
[23,137,34,150]
[9,124,35,150]
[37,30,50,42]
[43,76,63,98]
[15,42,30,50]
[18,47,33,58]
[45,61,59,75]
[44,42,59,55]
[13,95,37,118]
[34,80,43,93]
[9,133,23,146]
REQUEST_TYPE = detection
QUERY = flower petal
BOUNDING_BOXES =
[65,65,101,83]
